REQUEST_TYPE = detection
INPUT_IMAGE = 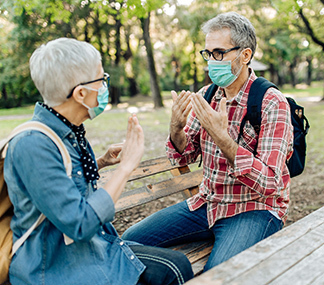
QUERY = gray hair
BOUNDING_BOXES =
[30,38,102,107]
[202,12,256,64]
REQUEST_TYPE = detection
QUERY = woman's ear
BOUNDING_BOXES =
[71,86,87,104]
[242,48,252,65]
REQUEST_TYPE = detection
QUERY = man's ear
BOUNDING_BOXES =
[71,86,87,104]
[242,48,252,65]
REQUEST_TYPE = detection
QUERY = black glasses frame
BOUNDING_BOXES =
[67,73,110,98]
[200,46,240,61]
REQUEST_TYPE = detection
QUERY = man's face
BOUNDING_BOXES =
[205,29,241,73]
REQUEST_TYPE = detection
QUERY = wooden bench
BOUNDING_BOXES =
[99,155,212,276]
[101,155,324,284]
[185,204,324,284]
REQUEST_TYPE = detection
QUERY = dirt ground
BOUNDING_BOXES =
[112,99,324,235]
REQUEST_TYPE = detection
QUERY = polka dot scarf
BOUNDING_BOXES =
[40,103,100,183]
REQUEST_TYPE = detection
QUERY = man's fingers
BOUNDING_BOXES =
[219,98,227,114]
[171,90,178,102]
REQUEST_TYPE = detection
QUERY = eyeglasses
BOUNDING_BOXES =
[67,73,110,98]
[200,46,240,61]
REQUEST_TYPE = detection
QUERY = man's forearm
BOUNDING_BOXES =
[170,129,187,154]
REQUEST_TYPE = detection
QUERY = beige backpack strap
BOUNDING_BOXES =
[6,121,72,177]
[7,121,73,257]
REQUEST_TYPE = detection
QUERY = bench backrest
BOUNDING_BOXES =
[98,156,202,213]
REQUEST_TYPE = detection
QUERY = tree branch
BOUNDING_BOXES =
[299,8,324,51]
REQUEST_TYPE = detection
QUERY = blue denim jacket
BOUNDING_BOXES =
[4,103,145,285]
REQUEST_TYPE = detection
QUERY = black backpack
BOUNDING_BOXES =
[203,77,310,177]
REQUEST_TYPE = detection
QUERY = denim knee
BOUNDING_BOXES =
[130,245,193,285]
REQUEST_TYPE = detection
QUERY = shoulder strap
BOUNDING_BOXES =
[246,77,278,133]
[203,83,218,104]
[238,77,278,156]
[4,121,72,176]
[5,121,72,257]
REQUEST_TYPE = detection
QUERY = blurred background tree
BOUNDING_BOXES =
[0,0,323,108]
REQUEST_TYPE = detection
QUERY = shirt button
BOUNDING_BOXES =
[69,134,74,139]
[73,143,77,147]
[77,171,82,176]
[101,231,105,235]
[213,171,216,175]
[130,255,135,260]
[120,241,124,246]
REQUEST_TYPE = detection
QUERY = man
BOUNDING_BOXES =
[123,12,294,271]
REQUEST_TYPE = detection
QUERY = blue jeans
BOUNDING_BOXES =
[123,201,283,271]
[131,245,193,284]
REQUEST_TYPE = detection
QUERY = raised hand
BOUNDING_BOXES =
[170,90,192,133]
[119,114,144,174]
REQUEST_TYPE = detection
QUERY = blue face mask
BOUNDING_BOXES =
[208,54,242,88]
[82,85,109,120]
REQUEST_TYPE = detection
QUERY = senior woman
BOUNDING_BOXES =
[4,38,193,285]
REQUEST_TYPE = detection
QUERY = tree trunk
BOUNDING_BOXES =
[141,13,163,108]
[306,56,312,86]
[172,55,180,92]
[109,15,122,105]
[193,44,198,92]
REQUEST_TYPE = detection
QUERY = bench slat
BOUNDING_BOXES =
[184,206,324,284]
[115,169,203,212]
[233,222,324,284]
[100,156,178,183]
[269,244,324,285]
[191,256,209,276]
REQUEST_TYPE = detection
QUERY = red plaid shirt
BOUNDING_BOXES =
[166,70,293,227]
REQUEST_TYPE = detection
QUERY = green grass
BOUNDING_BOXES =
[0,85,323,165]
[282,81,323,98]
[0,105,34,116]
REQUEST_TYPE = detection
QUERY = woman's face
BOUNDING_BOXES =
[82,64,105,109]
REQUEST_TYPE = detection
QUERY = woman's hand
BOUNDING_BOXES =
[119,114,144,174]
[97,143,123,170]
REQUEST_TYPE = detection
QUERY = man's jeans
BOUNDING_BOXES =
[123,201,283,271]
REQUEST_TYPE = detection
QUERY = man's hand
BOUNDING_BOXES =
[170,90,192,133]
[190,94,238,166]
[169,90,192,153]
[190,94,229,142]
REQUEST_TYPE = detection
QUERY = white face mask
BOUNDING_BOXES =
[82,85,109,120]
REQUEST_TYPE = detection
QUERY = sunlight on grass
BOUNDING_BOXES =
[0,84,323,166]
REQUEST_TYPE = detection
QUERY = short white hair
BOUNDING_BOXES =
[30,38,102,107]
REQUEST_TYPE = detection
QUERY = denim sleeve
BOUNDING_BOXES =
[7,131,114,241]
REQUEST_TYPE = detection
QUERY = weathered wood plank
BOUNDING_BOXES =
[170,241,212,276]
[269,244,324,285]
[231,222,324,284]
[171,240,213,255]
[191,255,209,276]
[185,206,324,284]
[310,272,324,284]
[185,243,213,264]
[100,156,177,183]
[115,169,203,212]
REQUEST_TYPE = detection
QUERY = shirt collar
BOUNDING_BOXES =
[214,67,257,107]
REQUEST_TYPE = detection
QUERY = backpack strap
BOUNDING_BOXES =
[203,83,218,104]
[6,121,72,257]
[238,77,278,155]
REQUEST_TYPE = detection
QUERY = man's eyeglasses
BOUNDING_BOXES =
[200,46,240,61]
[67,73,110,98]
